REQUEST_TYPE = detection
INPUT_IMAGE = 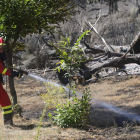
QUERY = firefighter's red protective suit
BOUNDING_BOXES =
[0,37,13,126]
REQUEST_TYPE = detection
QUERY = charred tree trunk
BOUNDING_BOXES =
[109,0,118,14]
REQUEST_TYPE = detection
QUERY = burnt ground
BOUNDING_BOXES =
[1,70,140,139]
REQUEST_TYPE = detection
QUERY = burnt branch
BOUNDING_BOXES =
[85,54,140,75]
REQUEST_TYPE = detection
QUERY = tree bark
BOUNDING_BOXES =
[6,44,17,105]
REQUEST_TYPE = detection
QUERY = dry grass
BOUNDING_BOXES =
[1,74,140,139]
[90,76,140,107]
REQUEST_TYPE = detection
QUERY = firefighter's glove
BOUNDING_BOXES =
[11,71,23,78]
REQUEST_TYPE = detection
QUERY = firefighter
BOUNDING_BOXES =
[0,37,23,126]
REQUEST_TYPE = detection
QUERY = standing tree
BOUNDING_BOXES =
[108,0,118,14]
[55,31,90,98]
[0,0,75,105]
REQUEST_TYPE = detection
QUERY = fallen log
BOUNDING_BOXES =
[85,54,140,75]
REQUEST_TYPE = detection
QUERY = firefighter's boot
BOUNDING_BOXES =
[4,113,13,126]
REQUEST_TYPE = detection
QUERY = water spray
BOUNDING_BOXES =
[7,66,69,92]
[28,73,140,123]
[28,73,69,93]
[92,99,140,123]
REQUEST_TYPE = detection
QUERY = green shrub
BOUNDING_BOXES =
[55,30,90,98]
[49,86,91,128]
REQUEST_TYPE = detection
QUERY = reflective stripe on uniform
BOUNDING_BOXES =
[2,68,7,74]
[3,110,12,114]
[2,105,12,110]
[2,105,12,114]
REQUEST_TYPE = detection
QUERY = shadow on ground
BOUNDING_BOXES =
[13,124,35,130]
[13,123,51,130]
[89,105,140,128]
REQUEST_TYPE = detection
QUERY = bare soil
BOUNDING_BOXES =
[1,71,140,140]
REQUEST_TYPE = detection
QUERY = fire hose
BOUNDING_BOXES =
[6,66,28,75]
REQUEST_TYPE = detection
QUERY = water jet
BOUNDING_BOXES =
[28,73,140,125]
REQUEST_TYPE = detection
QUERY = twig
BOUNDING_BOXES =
[84,10,114,52]
[94,10,101,26]
[88,22,114,52]
[39,43,46,53]
[122,32,140,58]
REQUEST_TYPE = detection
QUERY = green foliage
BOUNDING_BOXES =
[55,31,90,77]
[0,0,75,46]
[40,82,66,109]
[55,30,90,98]
[0,0,75,105]
[49,86,91,128]
[41,31,91,129]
